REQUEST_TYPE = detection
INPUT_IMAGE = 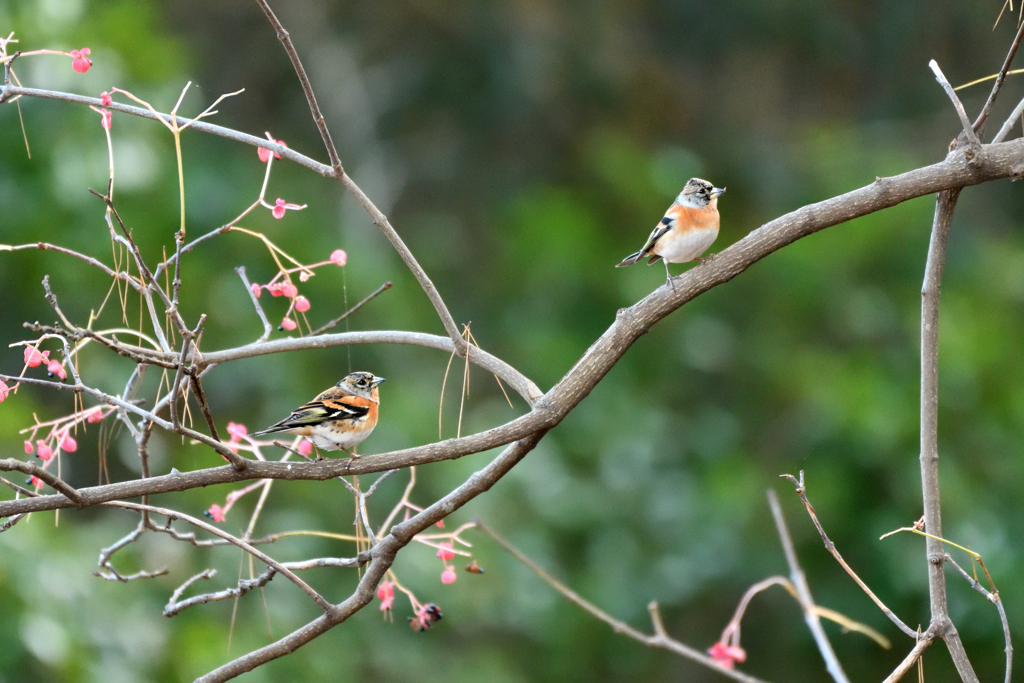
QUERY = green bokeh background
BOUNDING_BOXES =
[2,1,1024,681]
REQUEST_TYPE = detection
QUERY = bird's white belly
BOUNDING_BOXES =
[656,226,718,263]
[309,421,374,451]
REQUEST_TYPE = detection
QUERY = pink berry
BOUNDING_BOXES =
[437,542,455,562]
[0,379,8,403]
[376,581,395,610]
[24,441,34,454]
[441,566,457,584]
[330,249,347,266]
[294,296,310,313]
[258,139,286,162]
[206,504,226,523]
[272,199,287,219]
[708,642,747,669]
[70,48,92,74]
[37,443,53,461]
[24,347,47,367]
[47,360,67,381]
[297,439,313,457]
[281,282,298,299]
[87,409,104,423]
[250,282,262,298]
[30,476,43,489]
[100,109,112,130]
[60,434,77,453]
[280,317,297,331]
[227,422,248,442]
[100,91,112,106]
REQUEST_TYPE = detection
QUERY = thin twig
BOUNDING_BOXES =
[252,1,466,351]
[105,501,331,611]
[236,267,272,342]
[473,518,766,683]
[944,553,1013,683]
[310,281,392,336]
[781,472,916,638]
[254,0,342,175]
[882,629,938,683]
[929,60,982,146]
[994,94,1024,142]
[974,17,1024,132]
[0,372,247,470]
[767,490,850,683]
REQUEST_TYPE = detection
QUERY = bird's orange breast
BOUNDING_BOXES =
[665,204,720,233]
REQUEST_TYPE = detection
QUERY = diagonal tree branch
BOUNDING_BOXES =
[6,137,1024,521]
[253,0,467,352]
[196,432,546,682]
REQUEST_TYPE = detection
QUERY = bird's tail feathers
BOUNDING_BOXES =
[616,250,643,267]
[252,425,289,437]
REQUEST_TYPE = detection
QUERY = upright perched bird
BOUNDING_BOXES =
[616,178,726,286]
[253,371,385,454]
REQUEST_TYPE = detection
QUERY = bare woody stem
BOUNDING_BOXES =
[782,472,917,639]
[920,188,978,682]
[253,0,467,352]
[767,490,848,683]
[473,519,766,683]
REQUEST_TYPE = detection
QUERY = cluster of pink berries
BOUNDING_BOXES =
[707,641,747,669]
[437,542,458,584]
[204,427,314,523]
[24,347,66,381]
[249,249,347,332]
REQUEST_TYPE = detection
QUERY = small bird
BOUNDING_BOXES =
[253,371,385,455]
[616,178,726,287]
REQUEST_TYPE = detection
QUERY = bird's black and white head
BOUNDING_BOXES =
[336,371,386,399]
[677,178,726,209]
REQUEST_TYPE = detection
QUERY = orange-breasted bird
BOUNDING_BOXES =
[616,178,726,286]
[253,371,385,454]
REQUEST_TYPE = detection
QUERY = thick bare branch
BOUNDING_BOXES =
[7,138,1024,520]
[196,433,544,682]
[921,188,978,682]
[0,458,83,504]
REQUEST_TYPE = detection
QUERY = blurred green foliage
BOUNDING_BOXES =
[2,1,1024,681]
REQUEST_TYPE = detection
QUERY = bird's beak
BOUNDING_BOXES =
[710,186,726,198]
[371,376,386,387]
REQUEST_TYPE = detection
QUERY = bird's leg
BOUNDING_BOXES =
[663,259,675,290]
[695,253,716,265]
[341,446,359,472]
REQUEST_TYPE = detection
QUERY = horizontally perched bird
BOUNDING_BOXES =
[616,177,726,286]
[253,371,385,454]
